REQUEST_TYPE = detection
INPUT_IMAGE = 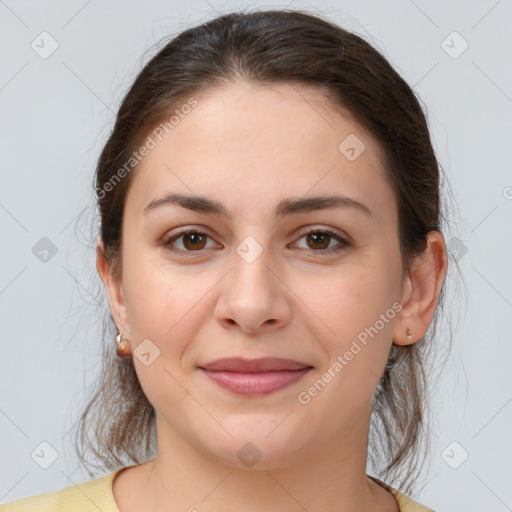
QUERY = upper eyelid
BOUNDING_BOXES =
[166,224,349,240]
[165,226,350,250]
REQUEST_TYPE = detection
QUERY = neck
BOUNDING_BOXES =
[126,413,398,512]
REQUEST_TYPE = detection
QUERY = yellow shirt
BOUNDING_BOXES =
[0,468,435,511]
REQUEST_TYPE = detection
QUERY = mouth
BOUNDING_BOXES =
[198,357,314,396]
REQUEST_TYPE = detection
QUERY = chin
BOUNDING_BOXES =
[202,426,308,471]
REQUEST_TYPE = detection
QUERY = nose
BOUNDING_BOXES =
[214,244,292,333]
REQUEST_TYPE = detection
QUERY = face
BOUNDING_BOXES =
[106,81,407,468]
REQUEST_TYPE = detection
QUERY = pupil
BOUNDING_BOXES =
[308,233,329,249]
[186,233,205,249]
[182,232,331,251]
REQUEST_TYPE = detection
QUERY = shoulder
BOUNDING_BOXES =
[0,469,123,512]
[369,475,436,512]
[390,488,436,512]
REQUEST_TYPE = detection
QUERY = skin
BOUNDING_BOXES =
[97,81,448,512]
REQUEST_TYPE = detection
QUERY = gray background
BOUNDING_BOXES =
[1,0,511,510]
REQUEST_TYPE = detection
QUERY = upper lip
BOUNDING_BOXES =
[199,357,312,372]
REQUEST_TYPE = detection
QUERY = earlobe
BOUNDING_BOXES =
[96,238,130,336]
[393,231,448,346]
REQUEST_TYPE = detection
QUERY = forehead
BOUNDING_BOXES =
[125,81,395,225]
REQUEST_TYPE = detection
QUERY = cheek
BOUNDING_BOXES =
[319,262,395,323]
[122,249,214,355]
[124,267,172,335]
[292,265,400,417]
[292,256,400,367]
[122,262,200,398]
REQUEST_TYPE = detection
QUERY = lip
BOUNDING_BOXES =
[200,357,311,372]
[199,357,313,396]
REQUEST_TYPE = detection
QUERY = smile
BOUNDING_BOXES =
[199,367,313,396]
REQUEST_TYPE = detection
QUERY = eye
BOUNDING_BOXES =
[291,229,351,255]
[162,227,351,257]
[163,229,219,255]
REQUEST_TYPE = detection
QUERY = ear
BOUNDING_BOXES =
[96,237,131,337]
[393,230,448,346]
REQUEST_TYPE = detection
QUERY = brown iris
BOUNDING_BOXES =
[182,232,207,250]
[306,232,331,250]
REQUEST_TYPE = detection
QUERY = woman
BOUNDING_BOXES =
[2,8,449,511]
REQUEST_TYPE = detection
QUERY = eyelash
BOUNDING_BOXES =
[162,227,351,257]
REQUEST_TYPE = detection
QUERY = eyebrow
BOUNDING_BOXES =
[143,192,372,219]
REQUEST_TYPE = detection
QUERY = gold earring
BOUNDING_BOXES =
[406,328,413,341]
[115,332,132,358]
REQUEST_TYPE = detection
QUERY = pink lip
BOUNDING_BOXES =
[200,357,311,372]
[199,357,313,396]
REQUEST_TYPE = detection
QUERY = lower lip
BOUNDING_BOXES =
[200,368,312,396]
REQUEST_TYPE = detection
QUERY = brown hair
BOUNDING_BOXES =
[74,8,455,494]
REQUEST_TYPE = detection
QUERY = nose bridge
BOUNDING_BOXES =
[231,232,275,302]
[214,230,289,331]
